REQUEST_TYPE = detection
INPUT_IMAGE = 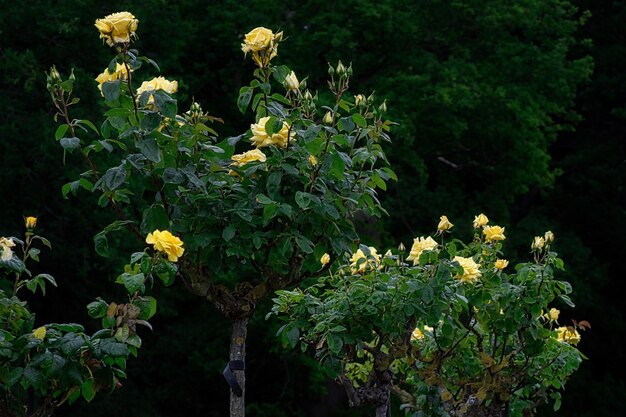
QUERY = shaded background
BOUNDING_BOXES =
[0,0,624,416]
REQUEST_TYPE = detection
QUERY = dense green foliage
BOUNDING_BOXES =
[0,0,622,416]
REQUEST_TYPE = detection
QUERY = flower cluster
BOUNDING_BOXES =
[349,246,381,274]
[406,236,438,265]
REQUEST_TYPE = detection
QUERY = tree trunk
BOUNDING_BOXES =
[229,317,249,417]
[375,399,389,417]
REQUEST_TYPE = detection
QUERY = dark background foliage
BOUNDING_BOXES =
[0,0,623,416]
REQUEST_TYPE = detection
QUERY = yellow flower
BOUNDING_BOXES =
[545,308,560,321]
[284,71,299,91]
[136,76,178,106]
[146,229,185,262]
[320,253,331,266]
[410,326,433,342]
[473,213,489,229]
[323,111,334,125]
[437,215,454,233]
[0,237,15,262]
[555,326,581,346]
[406,236,438,265]
[453,256,482,283]
[95,63,131,94]
[494,259,509,270]
[544,230,555,244]
[231,149,267,167]
[94,12,138,46]
[531,236,545,250]
[309,155,318,166]
[241,27,283,68]
[32,326,46,340]
[250,116,293,148]
[483,225,506,242]
[24,216,38,229]
[349,246,381,274]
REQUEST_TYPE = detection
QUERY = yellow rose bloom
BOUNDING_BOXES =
[483,225,506,242]
[548,308,560,321]
[437,215,454,232]
[95,12,138,46]
[24,216,38,229]
[284,71,299,91]
[250,116,293,148]
[453,256,482,283]
[494,259,509,270]
[544,230,555,244]
[309,155,318,166]
[349,246,381,273]
[136,76,178,106]
[473,213,489,229]
[555,326,581,346]
[146,229,185,262]
[320,253,331,266]
[531,236,545,250]
[32,326,47,340]
[95,63,131,94]
[241,27,283,68]
[0,237,15,262]
[231,149,267,167]
[406,236,438,265]
[410,325,433,342]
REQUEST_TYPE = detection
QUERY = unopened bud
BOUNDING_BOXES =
[355,94,365,107]
[378,101,387,113]
[284,71,299,91]
[304,90,313,102]
[346,63,353,76]
[328,63,335,76]
[336,60,346,76]
[398,242,406,253]
[68,69,76,82]
[323,111,333,125]
[544,230,555,244]
[49,66,61,83]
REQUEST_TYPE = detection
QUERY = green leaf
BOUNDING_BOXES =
[140,204,169,235]
[327,333,343,355]
[330,152,346,180]
[140,112,162,131]
[87,298,108,318]
[153,90,178,119]
[117,272,145,294]
[256,194,274,205]
[237,86,253,114]
[99,338,130,357]
[102,165,127,190]
[295,191,311,209]
[352,113,367,128]
[93,232,109,257]
[295,236,314,254]
[337,116,355,132]
[137,136,161,162]
[60,137,80,151]
[285,326,300,349]
[134,296,157,320]
[222,225,236,242]
[81,379,96,402]
[55,124,69,141]
[102,80,121,102]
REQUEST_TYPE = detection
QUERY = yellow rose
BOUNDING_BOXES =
[494,259,509,270]
[544,230,555,244]
[95,12,138,46]
[473,213,489,229]
[548,308,560,321]
[453,256,482,283]
[0,237,15,262]
[410,325,433,342]
[95,63,131,94]
[230,149,267,167]
[32,326,47,340]
[349,246,381,273]
[136,76,178,106]
[406,236,438,265]
[24,216,38,229]
[309,155,318,166]
[241,27,283,68]
[555,326,581,345]
[531,236,545,250]
[323,111,334,125]
[354,94,365,107]
[146,229,185,262]
[437,215,454,233]
[483,225,506,242]
[320,253,331,266]
[250,116,292,148]
[284,71,299,91]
